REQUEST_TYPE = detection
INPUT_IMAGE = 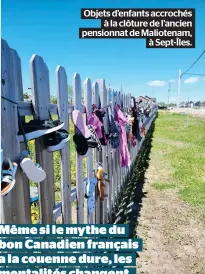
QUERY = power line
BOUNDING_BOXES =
[181,50,205,78]
[183,72,205,77]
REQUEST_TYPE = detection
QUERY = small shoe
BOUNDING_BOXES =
[20,158,46,183]
[86,137,98,149]
[73,133,89,156]
[71,110,91,138]
[45,129,70,152]
[87,125,102,151]
[1,159,18,197]
[18,119,64,142]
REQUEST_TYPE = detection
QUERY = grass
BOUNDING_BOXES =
[152,112,205,208]
[152,182,178,190]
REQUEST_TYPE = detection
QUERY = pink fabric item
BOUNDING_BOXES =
[114,104,131,168]
[72,110,91,138]
[87,113,103,139]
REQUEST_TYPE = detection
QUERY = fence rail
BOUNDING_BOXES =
[1,38,157,224]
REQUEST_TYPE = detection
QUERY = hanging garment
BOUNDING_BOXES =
[114,104,131,168]
[94,109,108,146]
[84,177,98,213]
[71,110,91,138]
[88,107,107,146]
[87,125,102,151]
[87,112,103,139]
[72,110,99,155]
[107,107,120,149]
[130,98,140,140]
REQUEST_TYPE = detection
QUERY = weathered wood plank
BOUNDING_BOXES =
[92,81,101,224]
[56,65,72,224]
[116,91,121,198]
[107,87,112,223]
[112,90,117,209]
[84,78,94,224]
[1,39,30,224]
[17,101,74,117]
[11,48,31,223]
[73,73,84,224]
[97,79,108,224]
[30,54,55,224]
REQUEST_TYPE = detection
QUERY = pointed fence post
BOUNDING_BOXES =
[84,78,94,224]
[73,73,84,224]
[1,39,31,224]
[30,54,55,224]
[56,66,72,224]
[92,81,101,224]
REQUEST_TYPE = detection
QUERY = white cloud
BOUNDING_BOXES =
[184,77,199,84]
[147,80,166,87]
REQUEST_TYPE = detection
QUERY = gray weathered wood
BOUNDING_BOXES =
[116,91,121,197]
[92,81,101,224]
[56,65,72,224]
[30,54,55,224]
[97,79,108,224]
[0,39,31,224]
[11,48,31,224]
[84,78,94,224]
[112,90,118,208]
[107,87,112,223]
[17,101,74,117]
[73,73,84,224]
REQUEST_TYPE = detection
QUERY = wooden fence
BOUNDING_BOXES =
[0,38,157,224]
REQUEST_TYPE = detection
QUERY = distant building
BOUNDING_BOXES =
[202,101,205,108]
[194,101,201,107]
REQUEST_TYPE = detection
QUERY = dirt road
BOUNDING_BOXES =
[170,107,205,119]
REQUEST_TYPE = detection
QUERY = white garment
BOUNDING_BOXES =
[85,177,98,213]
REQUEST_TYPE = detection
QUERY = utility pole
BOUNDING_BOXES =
[177,69,181,108]
[168,81,171,107]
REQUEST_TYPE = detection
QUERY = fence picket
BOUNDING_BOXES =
[1,39,30,224]
[56,66,72,224]
[92,81,101,224]
[97,79,108,224]
[84,78,94,224]
[30,54,55,224]
[73,73,84,224]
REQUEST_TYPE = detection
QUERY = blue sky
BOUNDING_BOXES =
[2,0,205,103]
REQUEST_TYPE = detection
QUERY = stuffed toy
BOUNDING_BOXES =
[142,124,146,136]
[96,163,110,201]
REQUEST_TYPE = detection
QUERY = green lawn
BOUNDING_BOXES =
[152,112,205,208]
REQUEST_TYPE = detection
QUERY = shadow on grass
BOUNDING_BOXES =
[112,115,157,239]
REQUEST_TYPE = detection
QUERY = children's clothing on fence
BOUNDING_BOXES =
[114,104,131,168]
[107,107,120,149]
